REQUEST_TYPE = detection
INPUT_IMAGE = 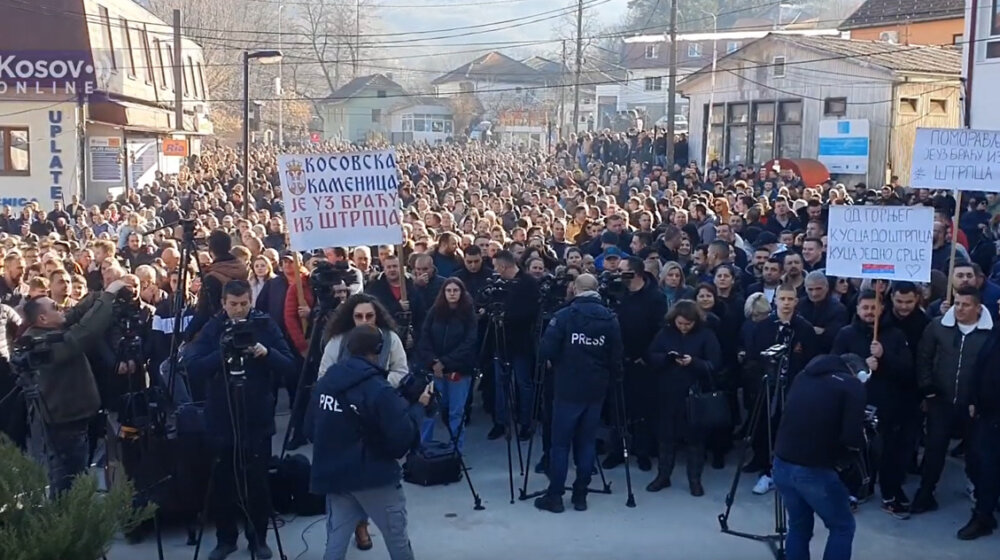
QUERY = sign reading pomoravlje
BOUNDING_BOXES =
[910,127,1000,192]
[277,149,404,252]
[826,205,934,282]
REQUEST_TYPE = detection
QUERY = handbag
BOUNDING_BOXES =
[685,380,731,430]
[403,441,462,486]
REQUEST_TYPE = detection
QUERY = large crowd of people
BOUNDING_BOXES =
[2,134,999,560]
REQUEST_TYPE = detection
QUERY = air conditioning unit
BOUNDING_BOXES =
[879,31,899,44]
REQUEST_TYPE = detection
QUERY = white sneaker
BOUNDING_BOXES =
[753,474,774,495]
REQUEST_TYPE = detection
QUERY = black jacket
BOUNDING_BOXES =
[365,273,426,343]
[612,274,667,361]
[972,332,1000,418]
[540,294,623,403]
[416,309,479,377]
[647,322,721,399]
[741,313,818,381]
[185,310,295,446]
[797,296,849,354]
[880,308,929,363]
[455,266,491,301]
[775,355,867,469]
[496,271,541,354]
[832,318,914,422]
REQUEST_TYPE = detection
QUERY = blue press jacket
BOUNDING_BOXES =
[540,293,623,404]
[184,310,295,446]
[308,357,423,495]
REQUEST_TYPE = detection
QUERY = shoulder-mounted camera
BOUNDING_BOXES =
[11,332,65,370]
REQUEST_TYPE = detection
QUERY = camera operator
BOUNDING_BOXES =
[535,274,623,513]
[309,325,431,560]
[603,256,665,472]
[486,250,540,441]
[185,280,295,560]
[912,285,993,515]
[20,278,132,495]
[739,283,817,493]
[455,244,491,300]
[831,289,914,517]
[772,354,868,560]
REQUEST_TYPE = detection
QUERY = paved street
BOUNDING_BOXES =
[108,404,995,560]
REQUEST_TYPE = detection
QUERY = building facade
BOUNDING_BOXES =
[963,0,1000,130]
[0,0,212,207]
[387,99,455,145]
[840,0,966,45]
[679,34,961,186]
[318,74,406,143]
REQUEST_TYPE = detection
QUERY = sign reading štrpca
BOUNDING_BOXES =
[911,127,1000,192]
[826,205,934,282]
[277,150,403,251]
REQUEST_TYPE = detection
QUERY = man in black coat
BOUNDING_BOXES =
[604,257,666,471]
[963,331,1000,539]
[832,289,915,516]
[798,271,848,354]
[186,280,295,560]
[365,254,425,351]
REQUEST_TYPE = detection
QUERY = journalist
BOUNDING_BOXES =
[645,299,721,496]
[772,354,867,560]
[416,278,479,452]
[535,274,623,513]
[604,256,666,472]
[185,280,295,560]
[20,278,131,495]
[309,325,431,560]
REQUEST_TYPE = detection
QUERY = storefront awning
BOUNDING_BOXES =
[88,99,212,135]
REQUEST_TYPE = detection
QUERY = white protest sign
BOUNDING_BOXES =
[826,205,934,282]
[277,150,403,251]
[911,127,1000,192]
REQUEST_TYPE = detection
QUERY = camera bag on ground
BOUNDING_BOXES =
[270,453,326,516]
[403,441,462,486]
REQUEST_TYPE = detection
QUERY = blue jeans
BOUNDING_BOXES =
[46,421,90,497]
[421,376,472,452]
[547,400,602,497]
[773,457,856,560]
[493,353,533,429]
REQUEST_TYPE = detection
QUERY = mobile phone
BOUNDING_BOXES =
[668,351,681,359]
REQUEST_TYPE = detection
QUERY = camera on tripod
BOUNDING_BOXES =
[310,260,355,309]
[759,343,789,361]
[220,318,260,377]
[598,269,631,305]
[478,275,512,313]
[538,271,570,313]
[11,332,65,370]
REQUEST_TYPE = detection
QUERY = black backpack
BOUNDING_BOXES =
[270,454,325,517]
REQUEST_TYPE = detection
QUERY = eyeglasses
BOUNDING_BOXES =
[353,312,376,321]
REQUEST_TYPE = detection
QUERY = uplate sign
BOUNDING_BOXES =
[0,52,98,96]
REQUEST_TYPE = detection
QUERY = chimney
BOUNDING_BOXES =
[386,72,394,81]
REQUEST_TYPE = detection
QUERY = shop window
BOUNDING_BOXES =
[930,99,948,115]
[899,97,919,114]
[0,127,30,176]
[824,97,847,117]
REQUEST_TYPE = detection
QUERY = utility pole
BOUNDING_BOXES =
[572,0,583,134]
[354,0,361,78]
[278,3,284,147]
[559,39,567,138]
[665,0,678,166]
[172,10,183,132]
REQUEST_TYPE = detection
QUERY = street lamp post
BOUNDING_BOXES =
[243,49,283,218]
[278,4,284,148]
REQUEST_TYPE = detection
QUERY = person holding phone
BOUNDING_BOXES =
[645,299,722,496]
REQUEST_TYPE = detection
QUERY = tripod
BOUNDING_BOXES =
[437,371,485,511]
[718,354,789,560]
[278,300,336,458]
[484,306,525,504]
[609,375,636,508]
[192,356,287,560]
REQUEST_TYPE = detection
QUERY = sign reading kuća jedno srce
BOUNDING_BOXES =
[277,149,404,252]
[826,205,934,282]
[910,127,1000,192]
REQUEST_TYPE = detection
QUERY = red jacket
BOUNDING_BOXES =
[284,273,314,355]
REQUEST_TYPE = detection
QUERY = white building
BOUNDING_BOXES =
[387,98,455,145]
[963,0,1000,130]
[0,0,212,208]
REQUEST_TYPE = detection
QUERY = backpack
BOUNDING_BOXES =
[270,454,326,516]
[403,441,461,487]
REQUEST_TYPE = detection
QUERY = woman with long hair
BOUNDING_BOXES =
[659,261,695,307]
[416,278,479,452]
[249,255,274,306]
[645,300,721,496]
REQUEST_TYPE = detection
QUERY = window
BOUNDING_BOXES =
[879,30,899,44]
[187,57,198,97]
[413,116,425,132]
[726,41,740,54]
[371,108,381,123]
[772,56,786,78]
[141,28,154,85]
[181,55,191,96]
[777,100,802,158]
[164,46,176,92]
[688,43,702,58]
[644,44,659,59]
[99,6,118,71]
[752,102,775,163]
[727,103,749,164]
[377,90,386,98]
[824,97,847,117]
[154,39,168,89]
[899,97,919,114]
[197,63,207,98]
[994,0,1000,36]
[953,34,964,45]
[121,18,135,77]
[705,103,725,163]
[0,127,30,176]
[987,41,1000,59]
[401,116,413,132]
[644,76,662,91]
[929,98,948,115]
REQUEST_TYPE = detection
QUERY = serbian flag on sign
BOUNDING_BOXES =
[862,264,895,275]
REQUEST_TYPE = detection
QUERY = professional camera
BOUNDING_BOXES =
[398,371,438,417]
[10,332,65,370]
[220,318,259,376]
[598,269,631,304]
[759,343,789,361]
[478,275,512,310]
[538,270,571,313]
[311,260,356,308]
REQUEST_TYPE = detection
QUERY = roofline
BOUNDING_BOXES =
[623,28,843,44]
[838,13,964,31]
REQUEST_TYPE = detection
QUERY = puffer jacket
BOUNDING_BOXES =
[917,305,994,405]
[416,309,479,377]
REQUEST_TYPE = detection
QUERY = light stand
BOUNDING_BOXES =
[242,49,283,219]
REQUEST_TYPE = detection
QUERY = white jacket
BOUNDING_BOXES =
[316,329,409,388]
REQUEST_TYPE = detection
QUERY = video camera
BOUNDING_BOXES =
[538,270,571,313]
[220,317,263,377]
[478,274,513,312]
[759,343,789,361]
[598,269,632,305]
[310,260,356,309]
[398,371,438,417]
[10,332,65,371]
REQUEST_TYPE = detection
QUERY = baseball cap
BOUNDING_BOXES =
[603,246,624,259]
